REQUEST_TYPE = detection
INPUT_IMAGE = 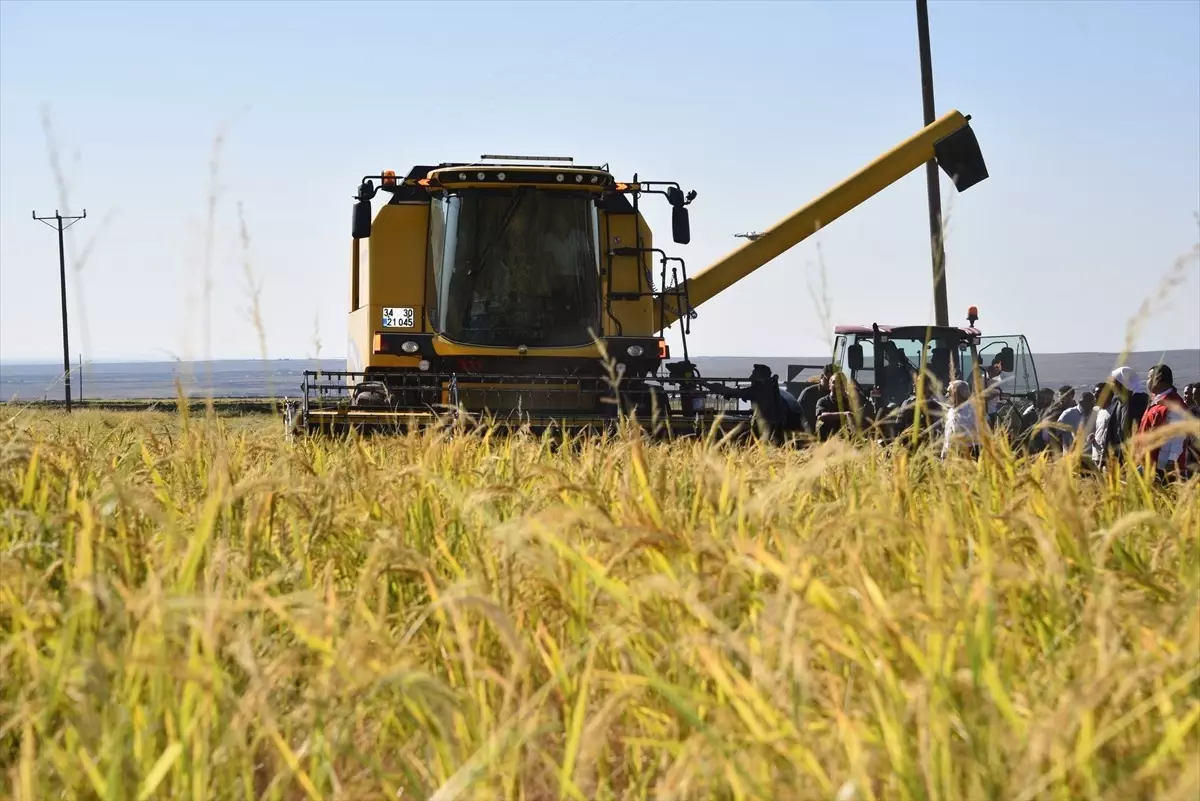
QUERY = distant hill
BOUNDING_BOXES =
[2,351,1196,402]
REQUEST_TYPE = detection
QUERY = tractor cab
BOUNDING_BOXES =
[805,306,1040,414]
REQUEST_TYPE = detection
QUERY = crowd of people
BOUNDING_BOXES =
[710,360,1198,481]
[999,364,1199,479]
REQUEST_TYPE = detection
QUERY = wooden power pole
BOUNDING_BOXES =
[32,209,86,411]
[915,0,949,327]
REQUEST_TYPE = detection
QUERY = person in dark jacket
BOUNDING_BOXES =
[895,374,943,446]
[1018,387,1056,454]
[705,364,788,444]
[1106,366,1151,463]
[1183,382,1199,417]
[795,364,835,435]
[1184,382,1200,477]
[815,372,875,441]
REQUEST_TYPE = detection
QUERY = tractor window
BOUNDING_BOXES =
[889,338,926,371]
[978,335,1040,396]
[850,335,875,388]
[430,189,602,347]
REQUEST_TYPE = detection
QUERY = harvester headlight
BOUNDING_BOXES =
[556,173,565,182]
[497,172,506,181]
[477,172,486,180]
[626,344,644,357]
[458,172,467,181]
[418,359,431,372]
[590,175,599,184]
[400,340,419,354]
[575,174,584,183]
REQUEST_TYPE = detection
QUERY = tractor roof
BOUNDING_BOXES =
[834,324,981,338]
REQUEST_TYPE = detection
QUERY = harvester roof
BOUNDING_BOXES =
[388,159,618,193]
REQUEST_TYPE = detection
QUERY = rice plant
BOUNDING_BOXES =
[1,408,1197,801]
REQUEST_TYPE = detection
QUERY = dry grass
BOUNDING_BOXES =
[1,408,1197,801]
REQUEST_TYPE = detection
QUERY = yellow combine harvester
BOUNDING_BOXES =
[291,110,990,436]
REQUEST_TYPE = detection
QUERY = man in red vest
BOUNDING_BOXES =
[1136,364,1190,479]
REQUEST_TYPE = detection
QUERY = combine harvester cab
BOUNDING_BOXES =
[296,110,994,438]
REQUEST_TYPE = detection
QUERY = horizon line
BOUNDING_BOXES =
[3,347,1198,367]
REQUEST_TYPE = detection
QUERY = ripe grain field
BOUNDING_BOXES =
[1,408,1197,801]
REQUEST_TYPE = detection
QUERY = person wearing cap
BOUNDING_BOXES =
[1136,364,1190,479]
[1106,366,1151,463]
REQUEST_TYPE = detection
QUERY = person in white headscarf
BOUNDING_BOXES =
[1106,366,1150,463]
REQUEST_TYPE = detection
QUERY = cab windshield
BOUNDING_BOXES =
[842,332,969,406]
[427,189,601,347]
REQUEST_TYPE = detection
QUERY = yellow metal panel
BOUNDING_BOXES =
[368,203,429,326]
[429,336,604,359]
[601,209,655,337]
[360,202,430,370]
[366,352,422,368]
[663,109,975,328]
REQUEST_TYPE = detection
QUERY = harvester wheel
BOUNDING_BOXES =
[351,380,392,408]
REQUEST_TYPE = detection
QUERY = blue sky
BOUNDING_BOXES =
[1,0,1197,363]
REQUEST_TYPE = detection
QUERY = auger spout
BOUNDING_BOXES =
[660,109,988,330]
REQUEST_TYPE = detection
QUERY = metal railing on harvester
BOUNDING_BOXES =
[294,369,761,435]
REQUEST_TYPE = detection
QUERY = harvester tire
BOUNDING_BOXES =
[351,381,391,408]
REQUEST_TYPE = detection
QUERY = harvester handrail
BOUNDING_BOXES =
[659,109,984,330]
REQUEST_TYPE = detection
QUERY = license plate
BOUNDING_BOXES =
[382,307,415,328]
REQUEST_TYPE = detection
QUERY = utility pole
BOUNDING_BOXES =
[33,209,86,411]
[916,0,949,327]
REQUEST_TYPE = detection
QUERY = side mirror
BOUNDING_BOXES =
[666,186,684,206]
[847,343,864,371]
[352,200,372,239]
[999,346,1015,373]
[672,206,690,245]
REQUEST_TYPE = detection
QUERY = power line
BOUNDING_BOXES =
[32,208,87,412]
